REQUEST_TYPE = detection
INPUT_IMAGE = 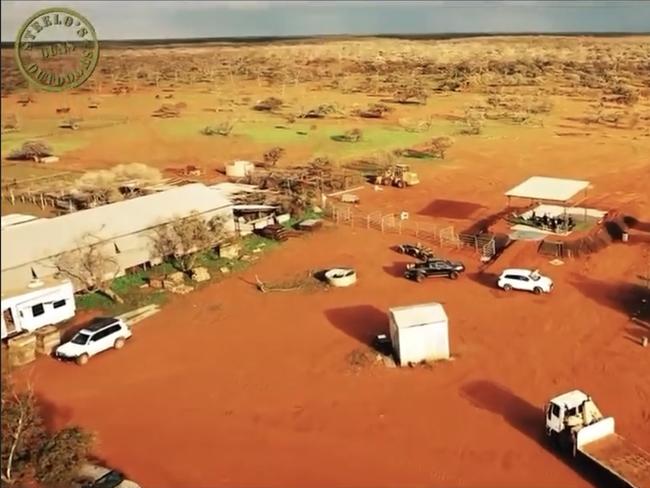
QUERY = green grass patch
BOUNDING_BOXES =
[75,235,280,314]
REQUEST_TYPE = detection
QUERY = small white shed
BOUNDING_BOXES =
[388,302,450,366]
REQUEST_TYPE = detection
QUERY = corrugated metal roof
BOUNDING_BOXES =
[390,302,447,329]
[1,214,40,228]
[505,176,590,202]
[1,183,232,271]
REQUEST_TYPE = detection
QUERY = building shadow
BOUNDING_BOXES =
[418,199,485,219]
[325,305,387,346]
[459,380,624,488]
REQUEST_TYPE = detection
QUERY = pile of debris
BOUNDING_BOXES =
[247,158,364,196]
[254,271,328,293]
[256,224,300,241]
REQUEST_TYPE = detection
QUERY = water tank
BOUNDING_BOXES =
[225,160,255,179]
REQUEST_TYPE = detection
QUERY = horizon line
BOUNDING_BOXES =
[3,30,650,46]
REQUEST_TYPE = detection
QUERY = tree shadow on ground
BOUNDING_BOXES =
[570,274,649,318]
[459,380,625,488]
[325,305,387,346]
[570,274,649,344]
[35,392,75,432]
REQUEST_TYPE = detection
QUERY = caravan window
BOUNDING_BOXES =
[53,299,66,309]
[32,304,45,317]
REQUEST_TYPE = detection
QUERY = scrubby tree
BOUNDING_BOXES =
[460,109,485,135]
[340,128,363,142]
[202,119,235,136]
[1,367,92,487]
[7,141,53,161]
[426,136,454,159]
[263,147,285,167]
[54,232,123,303]
[151,212,227,273]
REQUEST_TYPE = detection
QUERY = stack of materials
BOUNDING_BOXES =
[257,224,299,241]
[191,267,211,282]
[8,333,37,367]
[297,219,323,232]
[163,271,185,289]
[35,326,61,356]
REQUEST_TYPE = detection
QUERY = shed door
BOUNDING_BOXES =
[3,309,17,334]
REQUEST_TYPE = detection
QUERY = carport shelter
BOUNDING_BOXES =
[505,176,591,226]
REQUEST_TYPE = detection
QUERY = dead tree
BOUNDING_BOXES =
[54,233,123,303]
[151,212,227,273]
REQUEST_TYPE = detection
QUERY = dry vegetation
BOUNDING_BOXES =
[3,36,648,109]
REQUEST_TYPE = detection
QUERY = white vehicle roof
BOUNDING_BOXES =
[550,389,589,409]
[501,268,539,276]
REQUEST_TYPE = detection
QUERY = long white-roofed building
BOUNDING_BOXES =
[1,183,234,293]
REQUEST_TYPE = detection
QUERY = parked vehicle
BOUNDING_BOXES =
[1,278,75,340]
[497,268,553,294]
[404,259,465,282]
[73,462,141,488]
[55,317,132,365]
[545,389,650,488]
[395,243,435,261]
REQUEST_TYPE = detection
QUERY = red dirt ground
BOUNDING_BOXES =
[15,222,650,488]
[5,44,650,487]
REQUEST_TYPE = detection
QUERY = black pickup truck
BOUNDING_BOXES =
[404,259,466,282]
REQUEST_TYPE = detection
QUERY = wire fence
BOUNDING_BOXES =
[325,203,497,260]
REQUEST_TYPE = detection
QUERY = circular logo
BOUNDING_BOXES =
[14,7,100,92]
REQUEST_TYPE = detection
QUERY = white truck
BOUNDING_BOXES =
[545,389,650,488]
[1,278,76,340]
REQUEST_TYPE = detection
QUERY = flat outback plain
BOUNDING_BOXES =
[2,35,650,487]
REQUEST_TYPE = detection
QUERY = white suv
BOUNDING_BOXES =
[497,268,553,295]
[55,316,132,365]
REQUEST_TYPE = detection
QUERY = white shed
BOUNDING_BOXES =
[388,302,450,366]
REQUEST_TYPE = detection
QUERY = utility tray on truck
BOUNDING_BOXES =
[580,434,650,488]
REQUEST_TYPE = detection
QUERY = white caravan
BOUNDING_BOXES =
[1,278,76,340]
